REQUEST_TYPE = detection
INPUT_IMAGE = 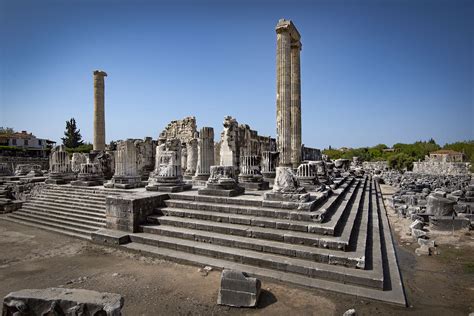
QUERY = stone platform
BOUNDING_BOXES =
[2,177,406,306]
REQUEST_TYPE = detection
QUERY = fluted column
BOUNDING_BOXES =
[276,21,292,167]
[93,70,107,151]
[194,127,214,180]
[291,41,302,168]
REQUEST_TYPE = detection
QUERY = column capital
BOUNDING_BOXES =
[93,70,108,77]
[275,19,301,41]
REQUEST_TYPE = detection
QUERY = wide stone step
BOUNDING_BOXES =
[5,213,94,239]
[159,207,333,233]
[163,178,354,224]
[29,196,106,212]
[21,205,106,223]
[129,232,383,289]
[168,179,353,211]
[10,210,103,231]
[142,225,365,268]
[22,200,105,216]
[45,185,132,195]
[39,191,106,203]
[149,213,359,251]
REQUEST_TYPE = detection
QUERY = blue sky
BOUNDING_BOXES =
[1,0,473,149]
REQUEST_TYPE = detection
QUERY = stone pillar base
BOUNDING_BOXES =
[146,184,192,192]
[71,179,104,187]
[105,175,144,189]
[193,173,210,181]
[239,181,269,191]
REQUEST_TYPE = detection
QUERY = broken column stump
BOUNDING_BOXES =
[217,270,261,308]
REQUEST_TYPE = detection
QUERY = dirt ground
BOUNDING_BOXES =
[1,189,473,316]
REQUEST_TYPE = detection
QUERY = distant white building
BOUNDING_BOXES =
[0,131,55,156]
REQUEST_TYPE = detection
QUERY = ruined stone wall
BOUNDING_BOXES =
[219,116,275,169]
[301,146,321,161]
[0,156,49,171]
[159,116,197,144]
[363,161,389,172]
[412,161,471,176]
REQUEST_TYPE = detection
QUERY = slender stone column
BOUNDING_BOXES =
[291,41,302,168]
[276,21,292,167]
[93,70,107,151]
[194,127,214,181]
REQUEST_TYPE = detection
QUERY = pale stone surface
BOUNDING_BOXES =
[426,194,455,216]
[71,153,88,173]
[14,164,43,177]
[413,161,471,176]
[185,137,198,178]
[194,127,214,181]
[217,270,261,307]
[93,70,107,151]
[147,138,191,192]
[276,19,302,167]
[45,146,75,184]
[219,116,275,172]
[159,116,197,144]
[2,287,123,316]
[105,139,142,189]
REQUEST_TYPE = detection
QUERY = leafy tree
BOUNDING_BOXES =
[0,127,15,135]
[61,118,84,148]
[65,143,93,153]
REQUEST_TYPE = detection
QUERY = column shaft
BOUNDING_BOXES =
[291,42,302,168]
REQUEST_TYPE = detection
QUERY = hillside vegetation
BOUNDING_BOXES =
[322,140,474,171]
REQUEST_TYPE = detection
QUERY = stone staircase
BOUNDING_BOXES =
[4,185,129,239]
[122,176,406,305]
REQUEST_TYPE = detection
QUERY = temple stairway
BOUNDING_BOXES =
[122,176,406,305]
[4,185,130,240]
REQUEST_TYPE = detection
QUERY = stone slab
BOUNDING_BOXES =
[198,186,245,197]
[2,288,123,316]
[239,181,270,191]
[91,229,131,245]
[71,180,104,187]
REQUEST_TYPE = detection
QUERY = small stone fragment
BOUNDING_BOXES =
[343,308,357,316]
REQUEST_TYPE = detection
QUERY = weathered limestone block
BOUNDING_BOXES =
[159,116,197,144]
[105,193,167,232]
[2,288,123,316]
[217,270,261,307]
[105,139,143,189]
[146,138,192,192]
[71,159,104,186]
[219,116,276,173]
[136,137,155,180]
[45,146,75,184]
[261,151,279,183]
[71,153,88,173]
[198,165,244,197]
[426,194,455,216]
[14,164,43,177]
[0,163,12,176]
[238,155,269,190]
[264,167,309,203]
[296,163,321,191]
[413,161,471,176]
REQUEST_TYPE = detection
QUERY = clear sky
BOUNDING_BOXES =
[1,0,473,149]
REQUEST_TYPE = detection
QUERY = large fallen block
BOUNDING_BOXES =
[2,288,124,316]
[217,270,261,307]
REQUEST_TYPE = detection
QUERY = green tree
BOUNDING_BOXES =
[61,118,84,148]
[0,127,15,135]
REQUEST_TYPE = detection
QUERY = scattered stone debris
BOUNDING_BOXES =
[198,266,213,277]
[343,308,357,316]
[2,288,124,316]
[217,270,261,307]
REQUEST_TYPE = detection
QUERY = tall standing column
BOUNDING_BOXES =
[291,41,302,168]
[194,127,214,181]
[93,70,107,151]
[276,20,292,167]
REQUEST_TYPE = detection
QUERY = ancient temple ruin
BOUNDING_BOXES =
[1,18,412,307]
